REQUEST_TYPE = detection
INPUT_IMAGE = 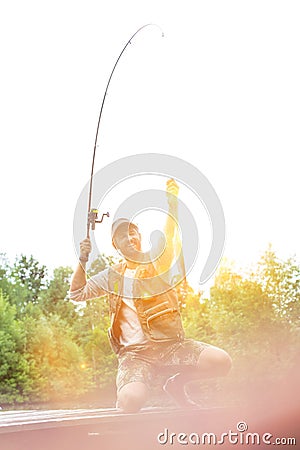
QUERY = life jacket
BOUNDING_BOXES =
[107,262,185,354]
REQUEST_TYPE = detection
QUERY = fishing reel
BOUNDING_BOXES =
[88,209,110,231]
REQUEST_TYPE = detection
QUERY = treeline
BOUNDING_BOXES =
[0,246,299,407]
[180,247,300,406]
[0,253,116,405]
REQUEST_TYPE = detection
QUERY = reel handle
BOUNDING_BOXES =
[87,209,109,238]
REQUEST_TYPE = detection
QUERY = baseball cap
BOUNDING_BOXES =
[111,218,139,239]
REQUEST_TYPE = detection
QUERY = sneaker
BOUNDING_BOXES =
[163,373,201,409]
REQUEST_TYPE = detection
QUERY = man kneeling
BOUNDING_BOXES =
[69,179,231,412]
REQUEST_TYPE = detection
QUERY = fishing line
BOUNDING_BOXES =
[86,23,164,238]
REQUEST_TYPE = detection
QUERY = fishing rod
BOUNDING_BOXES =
[86,23,164,239]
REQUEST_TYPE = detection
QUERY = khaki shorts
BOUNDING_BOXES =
[116,339,210,393]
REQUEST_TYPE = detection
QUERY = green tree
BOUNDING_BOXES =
[23,313,92,402]
[210,263,276,345]
[75,296,117,389]
[74,253,118,388]
[88,253,116,277]
[0,253,28,312]
[0,291,31,403]
[204,251,300,406]
[180,282,214,342]
[0,254,12,298]
[255,245,300,324]
[40,266,78,326]
[11,255,47,305]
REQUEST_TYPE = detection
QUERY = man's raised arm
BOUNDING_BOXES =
[153,179,180,276]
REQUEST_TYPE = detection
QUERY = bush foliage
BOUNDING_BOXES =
[0,247,299,406]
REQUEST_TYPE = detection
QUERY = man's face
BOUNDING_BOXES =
[113,225,142,262]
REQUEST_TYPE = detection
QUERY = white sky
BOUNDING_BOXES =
[1,0,299,290]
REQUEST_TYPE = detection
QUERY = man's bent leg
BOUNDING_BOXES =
[163,341,232,407]
[167,345,232,386]
[196,345,232,377]
[117,381,149,413]
[116,349,153,413]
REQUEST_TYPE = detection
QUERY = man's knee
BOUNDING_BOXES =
[215,349,232,375]
[117,381,148,413]
[198,346,232,376]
